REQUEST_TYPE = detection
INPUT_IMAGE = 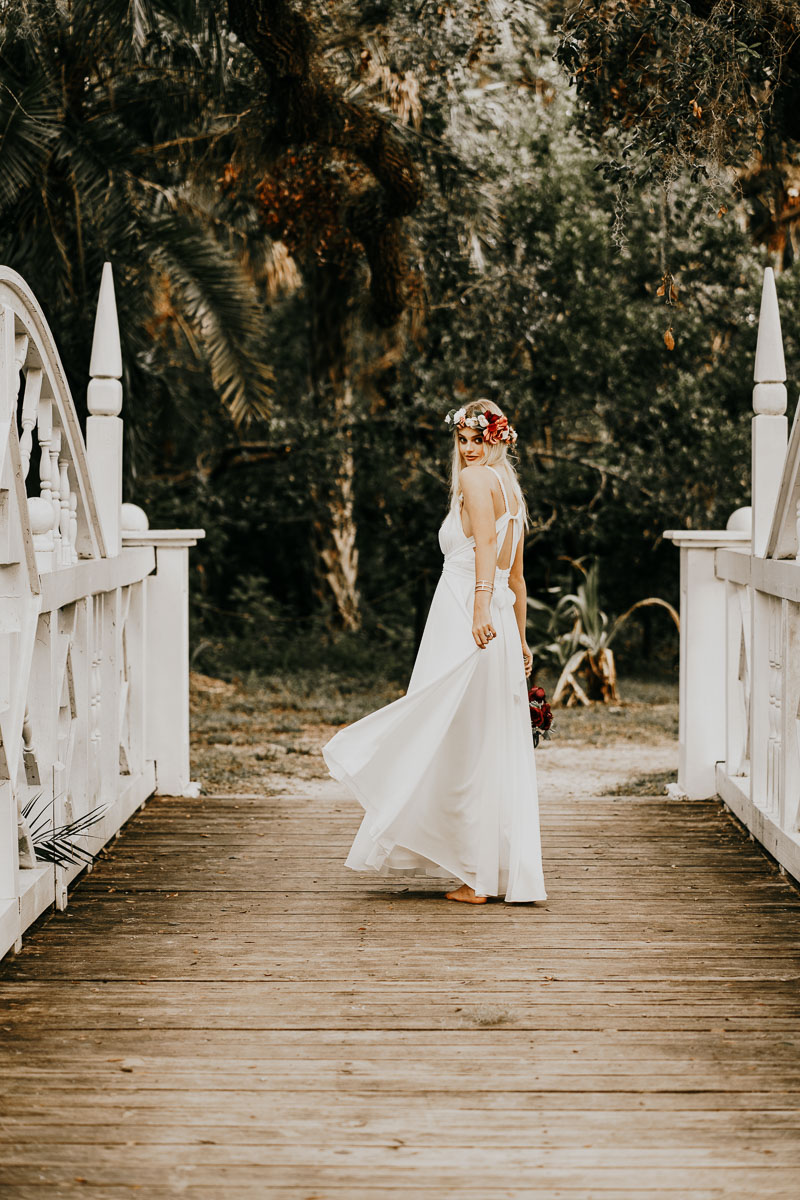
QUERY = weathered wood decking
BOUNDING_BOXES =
[1,778,799,1198]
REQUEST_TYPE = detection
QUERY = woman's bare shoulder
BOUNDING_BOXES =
[460,464,495,493]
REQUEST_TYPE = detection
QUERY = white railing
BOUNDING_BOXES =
[0,264,203,960]
[666,267,800,883]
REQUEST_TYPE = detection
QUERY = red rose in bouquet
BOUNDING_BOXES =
[528,684,553,747]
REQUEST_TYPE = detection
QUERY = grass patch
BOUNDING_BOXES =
[190,666,678,793]
[610,769,678,797]
[190,669,404,792]
[531,671,678,746]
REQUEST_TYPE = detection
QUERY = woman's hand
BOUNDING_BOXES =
[473,597,496,649]
[521,641,533,677]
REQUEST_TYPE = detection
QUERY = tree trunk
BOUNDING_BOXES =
[226,0,424,631]
[308,262,361,631]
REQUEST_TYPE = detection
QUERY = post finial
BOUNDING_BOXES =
[87,262,123,416]
[753,267,787,414]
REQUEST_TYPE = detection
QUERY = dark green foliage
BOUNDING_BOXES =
[3,2,796,683]
[555,1,800,261]
[0,0,271,437]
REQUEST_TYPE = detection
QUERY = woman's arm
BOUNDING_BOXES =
[461,467,497,650]
[508,534,532,677]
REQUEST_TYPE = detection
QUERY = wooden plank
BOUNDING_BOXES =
[0,1186,761,1200]
[3,1142,800,1169]
[2,781,800,1197]
[3,1109,800,1140]
[3,1162,800,1191]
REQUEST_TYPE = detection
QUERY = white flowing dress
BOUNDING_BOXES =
[322,466,546,902]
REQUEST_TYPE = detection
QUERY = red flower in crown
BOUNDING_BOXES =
[482,413,509,444]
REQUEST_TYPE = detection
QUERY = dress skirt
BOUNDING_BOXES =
[322,534,547,903]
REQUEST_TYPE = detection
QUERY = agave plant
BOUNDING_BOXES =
[527,559,679,706]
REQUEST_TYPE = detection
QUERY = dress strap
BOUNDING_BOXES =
[485,465,510,514]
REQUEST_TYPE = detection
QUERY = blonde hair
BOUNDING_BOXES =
[449,399,528,527]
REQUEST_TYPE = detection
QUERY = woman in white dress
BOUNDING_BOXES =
[323,400,546,904]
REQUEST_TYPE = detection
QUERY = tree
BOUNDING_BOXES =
[217,0,425,629]
[0,0,272,430]
[5,1,791,681]
[555,0,800,264]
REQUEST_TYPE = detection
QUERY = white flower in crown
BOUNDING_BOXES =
[477,414,489,428]
[451,406,467,426]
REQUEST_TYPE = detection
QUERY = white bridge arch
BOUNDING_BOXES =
[0,264,203,960]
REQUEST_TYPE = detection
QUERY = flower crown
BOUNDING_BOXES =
[444,406,518,446]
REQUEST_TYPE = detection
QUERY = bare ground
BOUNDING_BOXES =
[190,670,679,801]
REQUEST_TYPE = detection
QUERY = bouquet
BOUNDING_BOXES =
[528,685,553,748]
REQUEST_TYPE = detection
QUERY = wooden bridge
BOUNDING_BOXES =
[2,257,800,1196]
[1,774,799,1197]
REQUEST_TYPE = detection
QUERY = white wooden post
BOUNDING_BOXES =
[752,268,788,558]
[144,535,199,795]
[120,527,204,796]
[663,530,750,798]
[86,263,123,557]
[749,269,789,827]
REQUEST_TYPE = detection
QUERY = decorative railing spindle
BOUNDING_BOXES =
[13,334,28,406]
[38,397,52,504]
[58,456,71,565]
[49,428,62,564]
[19,367,41,479]
[69,493,78,563]
[21,708,39,786]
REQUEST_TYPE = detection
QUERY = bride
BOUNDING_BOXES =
[323,399,546,904]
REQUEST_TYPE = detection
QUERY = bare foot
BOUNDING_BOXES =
[445,883,488,904]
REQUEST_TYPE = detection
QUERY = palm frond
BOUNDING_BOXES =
[145,208,274,424]
[22,793,109,867]
[0,72,60,210]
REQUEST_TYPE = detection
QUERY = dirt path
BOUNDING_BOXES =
[190,672,679,801]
